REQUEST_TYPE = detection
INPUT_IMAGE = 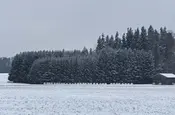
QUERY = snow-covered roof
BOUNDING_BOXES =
[160,73,175,78]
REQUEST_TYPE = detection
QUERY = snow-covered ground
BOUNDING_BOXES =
[0,73,175,115]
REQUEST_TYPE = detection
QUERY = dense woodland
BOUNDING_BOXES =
[8,26,175,84]
[0,57,11,73]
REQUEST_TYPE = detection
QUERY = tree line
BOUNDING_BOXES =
[96,26,175,73]
[0,57,11,73]
[8,25,175,84]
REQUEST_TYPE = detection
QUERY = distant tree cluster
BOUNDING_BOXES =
[8,26,175,84]
[9,48,154,84]
[8,50,82,83]
[0,57,11,73]
[96,26,175,73]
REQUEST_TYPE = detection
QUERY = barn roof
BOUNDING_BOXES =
[160,73,175,78]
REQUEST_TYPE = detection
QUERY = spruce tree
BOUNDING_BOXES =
[148,25,155,51]
[109,35,115,48]
[140,26,148,51]
[132,28,140,50]
[126,28,134,49]
[114,32,121,49]
[122,34,127,48]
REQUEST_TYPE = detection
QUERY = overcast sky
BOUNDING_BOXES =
[0,0,174,57]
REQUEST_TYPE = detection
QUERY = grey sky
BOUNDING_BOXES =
[0,0,174,57]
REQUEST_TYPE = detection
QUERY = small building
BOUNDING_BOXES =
[153,73,175,85]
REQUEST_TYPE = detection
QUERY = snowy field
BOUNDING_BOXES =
[0,73,175,115]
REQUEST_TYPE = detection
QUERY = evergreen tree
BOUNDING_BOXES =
[109,35,115,48]
[126,28,134,49]
[153,30,160,68]
[122,34,127,48]
[96,35,105,52]
[132,28,140,50]
[140,26,148,51]
[82,47,88,56]
[148,25,155,51]
[114,32,121,49]
[89,48,93,55]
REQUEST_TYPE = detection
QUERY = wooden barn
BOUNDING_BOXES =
[153,73,175,85]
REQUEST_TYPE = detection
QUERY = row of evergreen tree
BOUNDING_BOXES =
[96,26,175,72]
[8,26,175,84]
[8,50,83,83]
[9,48,154,84]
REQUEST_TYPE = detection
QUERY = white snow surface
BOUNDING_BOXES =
[160,73,175,78]
[0,73,175,115]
